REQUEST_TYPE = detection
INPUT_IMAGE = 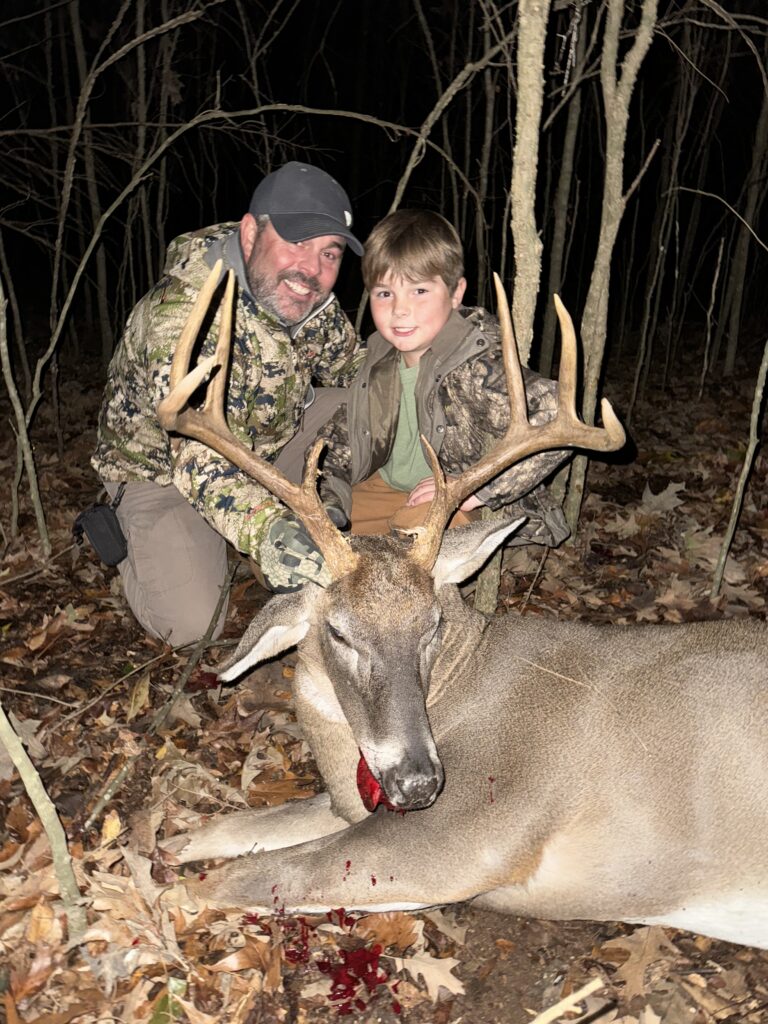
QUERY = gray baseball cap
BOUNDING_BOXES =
[249,161,363,256]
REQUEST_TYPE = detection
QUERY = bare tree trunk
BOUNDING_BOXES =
[69,0,113,367]
[539,4,586,376]
[509,0,550,365]
[415,0,461,243]
[0,276,51,556]
[564,0,659,531]
[628,22,702,418]
[711,338,768,597]
[0,231,30,403]
[475,15,497,305]
[721,79,768,375]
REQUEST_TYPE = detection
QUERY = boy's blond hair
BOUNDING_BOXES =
[362,210,464,293]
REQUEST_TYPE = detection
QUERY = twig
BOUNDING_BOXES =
[698,235,725,399]
[711,338,768,598]
[82,561,236,831]
[54,635,237,732]
[0,687,78,706]
[0,701,87,941]
[520,546,549,613]
[528,976,604,1024]
[0,543,77,588]
[55,648,176,730]
[676,187,768,255]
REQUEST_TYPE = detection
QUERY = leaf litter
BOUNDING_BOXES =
[1,365,767,1021]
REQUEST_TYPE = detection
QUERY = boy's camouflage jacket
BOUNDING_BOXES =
[92,223,360,556]
[318,306,570,546]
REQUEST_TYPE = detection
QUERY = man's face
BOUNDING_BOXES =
[241,216,345,325]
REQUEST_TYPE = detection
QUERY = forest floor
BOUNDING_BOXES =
[1,346,767,1024]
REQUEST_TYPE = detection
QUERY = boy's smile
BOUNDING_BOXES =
[369,273,467,367]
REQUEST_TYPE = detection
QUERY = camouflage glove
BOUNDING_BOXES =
[258,512,331,592]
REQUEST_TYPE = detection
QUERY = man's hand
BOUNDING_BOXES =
[406,476,484,512]
[258,513,331,592]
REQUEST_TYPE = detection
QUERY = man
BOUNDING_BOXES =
[92,162,363,645]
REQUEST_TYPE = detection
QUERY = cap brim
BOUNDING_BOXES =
[271,213,364,256]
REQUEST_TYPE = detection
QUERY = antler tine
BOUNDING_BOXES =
[409,272,625,572]
[157,263,358,581]
[550,293,625,449]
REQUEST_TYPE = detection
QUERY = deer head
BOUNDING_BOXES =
[157,263,625,812]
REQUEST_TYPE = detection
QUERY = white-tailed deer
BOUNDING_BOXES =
[157,263,768,950]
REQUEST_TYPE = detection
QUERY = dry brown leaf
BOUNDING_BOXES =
[100,808,122,845]
[168,695,203,729]
[353,911,422,952]
[640,482,686,514]
[126,670,151,721]
[601,926,679,1002]
[392,951,464,1001]
[10,945,55,1001]
[246,774,317,807]
[25,901,61,945]
[209,935,283,992]
[424,908,467,945]
[2,993,21,1024]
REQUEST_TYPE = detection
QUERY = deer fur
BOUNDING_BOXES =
[162,518,768,949]
[157,263,768,949]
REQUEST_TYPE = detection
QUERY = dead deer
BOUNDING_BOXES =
[156,263,768,949]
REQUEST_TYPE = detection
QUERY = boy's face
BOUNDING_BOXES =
[369,273,467,367]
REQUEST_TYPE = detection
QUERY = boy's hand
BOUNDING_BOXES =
[406,476,484,512]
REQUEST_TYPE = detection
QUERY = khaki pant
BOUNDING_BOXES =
[351,471,480,535]
[104,388,346,646]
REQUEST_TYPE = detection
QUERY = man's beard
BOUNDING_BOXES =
[246,265,324,326]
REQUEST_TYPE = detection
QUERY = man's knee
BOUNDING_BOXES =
[143,592,228,646]
[106,480,230,645]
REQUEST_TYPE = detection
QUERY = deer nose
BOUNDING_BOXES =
[386,763,444,810]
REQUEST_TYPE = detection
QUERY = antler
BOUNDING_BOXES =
[409,272,626,570]
[157,261,359,579]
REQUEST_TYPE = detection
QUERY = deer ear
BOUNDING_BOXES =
[217,587,316,682]
[432,517,526,587]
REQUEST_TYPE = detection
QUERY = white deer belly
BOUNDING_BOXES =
[630,899,768,950]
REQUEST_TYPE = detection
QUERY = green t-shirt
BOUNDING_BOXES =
[380,359,432,492]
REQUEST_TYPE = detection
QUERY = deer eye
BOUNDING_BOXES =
[327,623,348,645]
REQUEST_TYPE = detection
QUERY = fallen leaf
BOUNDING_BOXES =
[100,809,122,845]
[601,926,679,1002]
[126,670,151,721]
[354,912,422,952]
[392,951,464,1001]
[639,482,686,514]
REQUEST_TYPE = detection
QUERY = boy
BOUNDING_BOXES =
[318,209,570,545]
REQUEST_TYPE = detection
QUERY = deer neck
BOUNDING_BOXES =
[427,584,487,707]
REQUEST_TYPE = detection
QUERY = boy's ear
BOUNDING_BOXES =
[452,277,467,307]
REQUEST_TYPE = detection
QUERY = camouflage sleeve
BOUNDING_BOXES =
[302,303,364,386]
[316,402,354,518]
[171,440,283,556]
[476,370,572,511]
[137,284,286,557]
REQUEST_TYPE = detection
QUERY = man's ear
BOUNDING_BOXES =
[240,213,258,262]
[452,277,467,308]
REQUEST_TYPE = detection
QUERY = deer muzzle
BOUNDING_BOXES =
[380,754,445,811]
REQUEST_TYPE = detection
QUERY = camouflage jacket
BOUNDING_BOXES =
[318,307,571,546]
[92,223,361,556]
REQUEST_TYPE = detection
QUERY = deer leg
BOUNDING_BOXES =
[188,801,521,912]
[159,793,352,864]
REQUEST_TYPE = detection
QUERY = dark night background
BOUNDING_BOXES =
[2,0,766,383]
